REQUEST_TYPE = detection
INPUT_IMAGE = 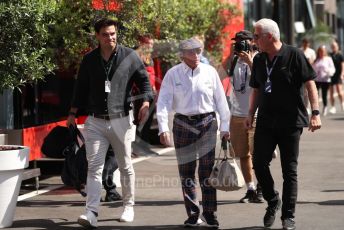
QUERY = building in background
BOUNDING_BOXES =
[244,0,342,49]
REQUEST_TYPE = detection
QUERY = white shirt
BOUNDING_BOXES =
[157,62,230,135]
[312,56,335,83]
[302,47,316,64]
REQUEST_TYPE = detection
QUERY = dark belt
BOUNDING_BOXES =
[89,111,129,120]
[175,112,215,121]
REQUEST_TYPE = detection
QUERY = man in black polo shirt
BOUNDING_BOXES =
[67,18,152,228]
[245,18,321,230]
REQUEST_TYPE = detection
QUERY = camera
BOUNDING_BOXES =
[234,40,251,53]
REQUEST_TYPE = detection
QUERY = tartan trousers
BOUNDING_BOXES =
[172,113,218,217]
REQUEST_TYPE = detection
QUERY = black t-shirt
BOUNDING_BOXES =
[250,44,316,128]
[330,52,344,77]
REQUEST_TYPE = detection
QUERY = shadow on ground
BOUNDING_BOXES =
[11,219,272,230]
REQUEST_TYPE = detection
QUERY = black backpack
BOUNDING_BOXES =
[61,125,88,197]
[41,126,73,158]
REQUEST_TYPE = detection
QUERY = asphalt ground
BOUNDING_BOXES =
[5,108,344,230]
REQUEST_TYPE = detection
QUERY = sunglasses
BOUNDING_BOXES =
[253,33,267,40]
[183,48,202,55]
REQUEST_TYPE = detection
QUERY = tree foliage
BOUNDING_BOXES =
[0,0,240,91]
[0,0,56,92]
[52,0,240,70]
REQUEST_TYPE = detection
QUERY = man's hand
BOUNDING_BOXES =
[238,50,254,68]
[308,115,322,132]
[245,116,253,129]
[160,132,171,147]
[138,101,150,124]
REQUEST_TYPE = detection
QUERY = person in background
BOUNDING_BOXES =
[300,38,316,65]
[101,146,122,202]
[312,45,336,116]
[193,35,210,64]
[67,18,152,228]
[136,35,157,93]
[247,18,321,230]
[134,35,161,145]
[300,38,316,114]
[329,40,344,114]
[228,30,263,204]
[157,38,230,229]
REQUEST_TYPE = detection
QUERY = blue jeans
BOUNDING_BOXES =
[253,126,302,219]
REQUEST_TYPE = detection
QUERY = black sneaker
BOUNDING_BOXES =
[282,218,296,230]
[201,212,219,228]
[263,198,282,228]
[104,190,122,202]
[240,190,256,203]
[254,186,264,203]
[184,216,202,228]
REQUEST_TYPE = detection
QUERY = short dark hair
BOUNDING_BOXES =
[94,18,117,33]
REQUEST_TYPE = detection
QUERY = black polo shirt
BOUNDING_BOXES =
[250,44,316,128]
[71,45,153,115]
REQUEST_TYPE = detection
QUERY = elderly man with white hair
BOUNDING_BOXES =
[157,37,230,228]
[245,18,322,230]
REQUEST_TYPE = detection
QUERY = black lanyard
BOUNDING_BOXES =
[233,64,248,94]
[100,52,117,81]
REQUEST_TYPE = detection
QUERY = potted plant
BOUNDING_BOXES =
[0,0,57,227]
[0,145,29,228]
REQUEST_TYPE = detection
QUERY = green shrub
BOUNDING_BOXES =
[0,0,56,92]
[51,0,240,71]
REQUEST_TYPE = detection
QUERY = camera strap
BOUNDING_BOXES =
[228,55,239,76]
[233,62,248,94]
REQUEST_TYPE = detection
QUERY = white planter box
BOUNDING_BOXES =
[0,146,29,228]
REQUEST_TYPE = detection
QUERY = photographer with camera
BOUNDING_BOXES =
[228,30,263,203]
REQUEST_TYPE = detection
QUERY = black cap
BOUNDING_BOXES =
[179,38,202,50]
[231,30,253,41]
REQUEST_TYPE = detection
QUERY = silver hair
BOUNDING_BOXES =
[254,18,280,40]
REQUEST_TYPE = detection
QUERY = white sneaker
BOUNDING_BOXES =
[329,106,336,114]
[120,206,134,222]
[323,107,328,116]
[78,210,97,228]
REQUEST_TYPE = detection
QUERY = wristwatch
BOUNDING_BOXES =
[311,110,320,116]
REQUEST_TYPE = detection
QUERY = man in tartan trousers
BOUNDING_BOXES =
[157,38,230,228]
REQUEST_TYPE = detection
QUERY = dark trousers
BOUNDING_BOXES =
[316,81,330,107]
[172,114,218,217]
[102,146,118,193]
[253,126,302,219]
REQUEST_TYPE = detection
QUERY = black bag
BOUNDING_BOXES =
[41,126,72,158]
[61,126,88,197]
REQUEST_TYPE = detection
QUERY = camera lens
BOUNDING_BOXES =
[234,40,250,53]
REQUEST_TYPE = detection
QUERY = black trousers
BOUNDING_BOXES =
[316,81,330,107]
[102,146,118,193]
[253,126,303,219]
